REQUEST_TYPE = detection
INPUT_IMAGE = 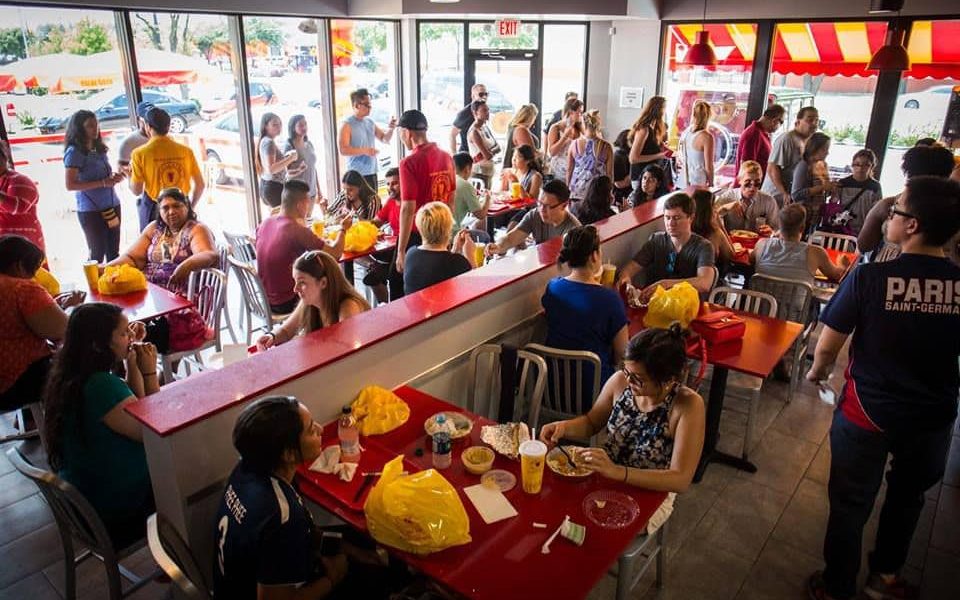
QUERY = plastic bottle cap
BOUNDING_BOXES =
[436,413,446,423]
[342,406,352,414]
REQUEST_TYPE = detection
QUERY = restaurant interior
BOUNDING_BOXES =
[0,0,958,598]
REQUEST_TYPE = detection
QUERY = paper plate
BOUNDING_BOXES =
[480,469,517,492]
[582,490,640,529]
[423,411,473,439]
[546,446,592,478]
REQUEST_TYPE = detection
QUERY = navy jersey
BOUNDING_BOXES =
[820,254,960,433]
[213,462,318,600]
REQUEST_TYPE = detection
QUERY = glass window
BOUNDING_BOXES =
[468,22,539,50]
[240,15,331,217]
[541,24,587,135]
[131,11,248,239]
[418,22,465,155]
[661,23,758,185]
[330,19,399,193]
[0,5,122,280]
[883,20,960,194]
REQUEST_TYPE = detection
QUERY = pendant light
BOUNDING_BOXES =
[683,0,718,67]
[867,21,910,71]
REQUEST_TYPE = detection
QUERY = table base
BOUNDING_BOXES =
[693,365,758,482]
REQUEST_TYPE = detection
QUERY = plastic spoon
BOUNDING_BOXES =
[541,515,570,554]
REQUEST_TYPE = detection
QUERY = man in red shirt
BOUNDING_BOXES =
[394,109,456,274]
[735,104,785,185]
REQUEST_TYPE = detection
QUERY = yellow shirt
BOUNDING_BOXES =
[130,135,201,201]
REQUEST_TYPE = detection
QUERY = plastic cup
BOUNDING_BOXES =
[755,216,767,230]
[510,181,523,199]
[82,260,100,291]
[600,263,617,287]
[474,243,486,268]
[519,440,547,494]
[311,221,325,238]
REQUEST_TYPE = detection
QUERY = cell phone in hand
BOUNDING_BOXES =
[319,531,342,557]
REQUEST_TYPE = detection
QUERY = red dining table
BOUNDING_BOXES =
[84,281,193,322]
[339,234,397,284]
[297,385,667,600]
[628,304,803,481]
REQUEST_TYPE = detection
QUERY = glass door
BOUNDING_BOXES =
[467,56,539,167]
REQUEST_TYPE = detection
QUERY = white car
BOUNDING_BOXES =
[900,85,954,111]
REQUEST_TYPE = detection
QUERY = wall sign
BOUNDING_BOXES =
[619,86,644,109]
[496,19,521,38]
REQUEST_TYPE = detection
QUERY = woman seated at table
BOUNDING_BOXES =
[0,235,83,412]
[108,187,217,295]
[404,202,475,295]
[750,204,848,285]
[542,225,628,390]
[572,176,617,226]
[541,325,705,526]
[499,145,542,200]
[691,189,735,264]
[257,250,370,350]
[626,163,665,210]
[328,169,381,221]
[42,302,158,549]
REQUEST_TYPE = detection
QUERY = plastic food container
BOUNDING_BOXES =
[461,446,495,475]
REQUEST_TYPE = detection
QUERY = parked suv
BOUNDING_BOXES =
[36,88,201,134]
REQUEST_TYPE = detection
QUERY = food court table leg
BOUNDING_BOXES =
[694,365,758,482]
[342,259,355,285]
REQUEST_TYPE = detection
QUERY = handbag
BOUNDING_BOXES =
[690,310,746,345]
[167,307,211,352]
[821,187,867,234]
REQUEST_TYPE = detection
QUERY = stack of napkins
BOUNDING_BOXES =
[309,446,358,482]
[463,484,517,524]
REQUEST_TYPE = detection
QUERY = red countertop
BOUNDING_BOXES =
[85,282,193,322]
[126,200,666,437]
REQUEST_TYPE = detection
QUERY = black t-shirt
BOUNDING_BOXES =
[632,231,715,286]
[404,247,471,295]
[452,104,475,153]
[213,462,319,600]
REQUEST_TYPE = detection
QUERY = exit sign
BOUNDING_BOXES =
[496,19,521,38]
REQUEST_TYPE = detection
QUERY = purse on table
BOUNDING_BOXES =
[690,310,746,345]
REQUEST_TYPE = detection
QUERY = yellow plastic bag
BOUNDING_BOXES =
[364,456,471,555]
[343,221,379,253]
[97,264,147,295]
[351,385,410,436]
[643,281,700,329]
[32,267,60,296]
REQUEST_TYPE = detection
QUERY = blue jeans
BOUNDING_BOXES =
[823,409,953,599]
[137,194,158,232]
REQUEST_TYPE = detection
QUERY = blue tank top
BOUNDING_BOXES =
[603,383,679,469]
[344,115,376,176]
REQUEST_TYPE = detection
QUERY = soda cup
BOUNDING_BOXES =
[510,181,522,199]
[82,261,100,291]
[473,243,486,268]
[600,263,617,287]
[311,221,325,238]
[755,216,767,231]
[519,440,547,494]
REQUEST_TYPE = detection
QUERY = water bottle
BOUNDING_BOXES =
[338,406,361,463]
[431,414,451,469]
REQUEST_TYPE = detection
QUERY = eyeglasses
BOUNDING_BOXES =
[887,204,917,221]
[477,92,489,97]
[621,367,645,388]
[741,179,761,188]
[538,200,563,210]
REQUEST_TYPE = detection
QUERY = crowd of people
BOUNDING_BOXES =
[2,81,960,600]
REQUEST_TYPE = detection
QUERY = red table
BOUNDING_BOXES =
[339,235,397,283]
[488,195,536,216]
[297,386,667,600]
[85,281,193,322]
[628,304,803,480]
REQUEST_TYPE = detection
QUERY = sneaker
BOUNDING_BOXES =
[863,572,918,600]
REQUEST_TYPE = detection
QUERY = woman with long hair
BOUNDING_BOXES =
[257,112,299,209]
[64,109,124,262]
[42,302,158,548]
[791,131,835,236]
[690,189,734,264]
[681,100,714,187]
[328,169,381,221]
[283,114,322,216]
[544,97,584,183]
[502,103,540,169]
[567,110,615,200]
[499,144,543,200]
[612,129,633,205]
[628,96,670,191]
[573,175,616,226]
[256,250,370,350]
[0,141,44,253]
[627,163,666,209]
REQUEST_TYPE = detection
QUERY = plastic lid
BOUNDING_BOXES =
[341,406,352,414]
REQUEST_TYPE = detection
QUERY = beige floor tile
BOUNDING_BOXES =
[0,572,61,600]
[768,393,834,444]
[0,493,54,547]
[805,440,831,486]
[663,485,720,559]
[0,522,63,589]
[771,478,829,558]
[639,544,754,600]
[930,484,960,555]
[943,435,960,487]
[736,429,818,494]
[0,470,38,511]
[43,544,166,599]
[690,479,791,562]
[735,537,822,600]
[920,547,960,599]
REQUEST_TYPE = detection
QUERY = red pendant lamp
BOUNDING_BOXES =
[867,22,911,71]
[683,0,718,67]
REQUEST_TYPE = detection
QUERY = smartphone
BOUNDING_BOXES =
[319,531,342,557]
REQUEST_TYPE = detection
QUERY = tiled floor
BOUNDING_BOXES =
[2,340,958,599]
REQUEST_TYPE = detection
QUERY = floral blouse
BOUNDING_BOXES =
[603,383,679,469]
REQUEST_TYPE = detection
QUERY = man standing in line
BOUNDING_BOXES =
[761,106,818,206]
[129,107,204,230]
[544,91,579,137]
[338,88,396,193]
[449,83,488,155]
[735,104,784,183]
[805,176,960,600]
[117,101,153,175]
[394,110,455,275]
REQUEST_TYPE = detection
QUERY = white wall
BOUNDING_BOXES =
[660,0,957,20]
[586,21,614,119]
[398,0,630,16]
[11,0,348,16]
[603,19,662,138]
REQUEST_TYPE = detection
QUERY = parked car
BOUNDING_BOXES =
[36,88,201,134]
[200,80,277,121]
[900,85,954,111]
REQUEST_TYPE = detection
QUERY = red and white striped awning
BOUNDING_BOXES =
[668,20,960,79]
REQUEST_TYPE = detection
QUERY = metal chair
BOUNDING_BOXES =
[523,344,602,435]
[6,447,159,600]
[146,513,211,599]
[465,344,547,426]
[809,231,858,253]
[159,268,227,384]
[217,245,238,344]
[228,255,288,346]
[223,231,257,265]
[748,273,816,403]
[707,287,778,460]
[0,406,39,444]
[468,177,486,192]
[613,524,666,600]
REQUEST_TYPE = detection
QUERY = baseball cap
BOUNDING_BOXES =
[144,107,171,132]
[136,100,155,119]
[397,109,428,131]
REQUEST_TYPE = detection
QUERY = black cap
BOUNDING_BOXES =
[136,101,155,119]
[144,107,170,132]
[397,109,428,131]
